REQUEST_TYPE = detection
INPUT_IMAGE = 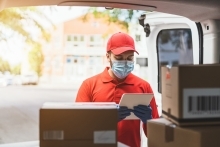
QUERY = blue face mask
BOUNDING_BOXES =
[111,60,134,79]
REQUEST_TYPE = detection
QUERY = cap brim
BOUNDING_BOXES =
[111,47,139,55]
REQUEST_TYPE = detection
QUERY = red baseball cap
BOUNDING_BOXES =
[107,32,139,55]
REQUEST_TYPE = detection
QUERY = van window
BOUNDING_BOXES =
[157,29,193,93]
[136,58,148,67]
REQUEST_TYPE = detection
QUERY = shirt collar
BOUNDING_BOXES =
[101,67,134,85]
[123,73,135,85]
[101,67,114,83]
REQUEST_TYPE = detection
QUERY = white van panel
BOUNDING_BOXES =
[202,20,220,64]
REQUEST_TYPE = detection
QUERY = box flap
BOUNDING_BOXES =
[148,118,176,142]
[41,102,117,109]
[148,118,173,126]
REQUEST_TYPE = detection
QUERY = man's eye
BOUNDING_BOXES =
[115,57,123,60]
[127,57,134,61]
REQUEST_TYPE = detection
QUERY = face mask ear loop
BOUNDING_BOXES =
[108,55,113,69]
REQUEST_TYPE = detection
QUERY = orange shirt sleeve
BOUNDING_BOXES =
[147,84,159,118]
[75,81,92,102]
[143,83,159,137]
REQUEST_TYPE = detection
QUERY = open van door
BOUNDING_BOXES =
[140,12,201,147]
[142,12,200,116]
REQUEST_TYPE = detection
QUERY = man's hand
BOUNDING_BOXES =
[133,105,152,123]
[117,105,131,122]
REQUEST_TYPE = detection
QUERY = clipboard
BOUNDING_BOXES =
[119,93,154,120]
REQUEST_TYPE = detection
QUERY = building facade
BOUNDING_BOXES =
[41,14,149,83]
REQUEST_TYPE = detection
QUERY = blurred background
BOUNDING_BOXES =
[0,6,149,88]
[0,6,150,144]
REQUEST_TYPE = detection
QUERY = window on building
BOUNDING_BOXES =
[135,35,141,42]
[73,36,78,42]
[90,36,94,42]
[66,57,72,63]
[89,56,95,65]
[69,35,85,47]
[89,35,103,47]
[80,36,84,42]
[79,58,84,64]
[72,56,79,64]
[74,59,78,63]
[136,58,148,67]
[67,35,71,41]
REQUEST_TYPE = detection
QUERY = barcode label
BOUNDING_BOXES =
[43,130,64,140]
[94,131,116,144]
[188,96,220,112]
[183,88,220,119]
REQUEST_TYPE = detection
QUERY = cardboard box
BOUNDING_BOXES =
[40,102,118,147]
[0,141,130,147]
[161,64,220,126]
[147,118,220,147]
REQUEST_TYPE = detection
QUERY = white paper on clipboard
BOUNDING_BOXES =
[119,93,153,120]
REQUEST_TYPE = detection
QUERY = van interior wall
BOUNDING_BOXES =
[202,19,220,64]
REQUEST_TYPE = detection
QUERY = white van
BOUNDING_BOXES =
[143,12,200,116]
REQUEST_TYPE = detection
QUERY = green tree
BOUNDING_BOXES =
[0,57,11,72]
[11,64,21,75]
[28,43,44,76]
[84,8,144,31]
[0,58,21,75]
[0,7,53,43]
[0,7,55,76]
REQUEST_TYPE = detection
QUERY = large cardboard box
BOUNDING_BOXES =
[40,102,118,147]
[161,64,220,126]
[147,118,220,147]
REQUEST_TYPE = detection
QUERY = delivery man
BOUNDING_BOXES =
[75,32,159,147]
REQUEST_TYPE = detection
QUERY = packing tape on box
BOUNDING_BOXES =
[165,124,176,142]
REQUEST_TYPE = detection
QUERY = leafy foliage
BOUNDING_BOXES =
[0,7,54,76]
[11,64,21,75]
[0,7,53,43]
[0,57,10,72]
[83,8,143,31]
[0,57,21,75]
[28,43,44,76]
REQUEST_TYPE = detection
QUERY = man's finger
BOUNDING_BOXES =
[119,106,129,110]
[119,111,131,117]
[133,110,144,117]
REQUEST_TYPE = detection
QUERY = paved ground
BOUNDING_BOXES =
[0,86,78,144]
[0,83,161,147]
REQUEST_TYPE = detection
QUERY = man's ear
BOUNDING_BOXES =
[106,53,110,62]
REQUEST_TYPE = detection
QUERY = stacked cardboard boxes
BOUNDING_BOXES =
[147,64,220,147]
[40,102,119,147]
[147,118,220,147]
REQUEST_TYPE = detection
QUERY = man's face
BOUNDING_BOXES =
[106,50,134,63]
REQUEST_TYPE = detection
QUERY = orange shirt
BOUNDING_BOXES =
[76,67,159,147]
